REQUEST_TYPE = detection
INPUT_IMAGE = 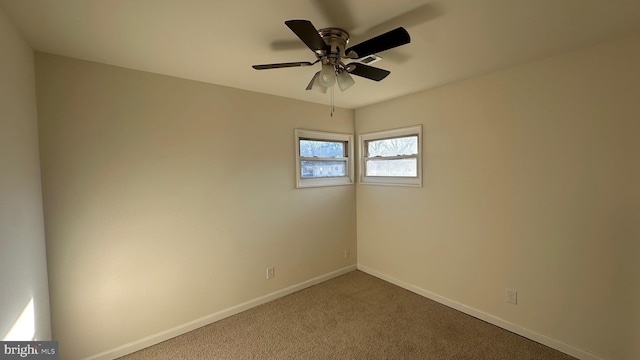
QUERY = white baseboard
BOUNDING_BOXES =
[84,264,357,360]
[357,264,605,360]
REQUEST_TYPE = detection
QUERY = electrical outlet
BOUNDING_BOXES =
[344,249,350,259]
[267,267,275,279]
[505,288,517,304]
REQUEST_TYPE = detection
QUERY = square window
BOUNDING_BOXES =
[295,129,354,188]
[359,125,422,187]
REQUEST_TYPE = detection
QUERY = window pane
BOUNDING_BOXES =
[367,136,417,157]
[366,158,417,177]
[300,140,345,158]
[301,160,347,178]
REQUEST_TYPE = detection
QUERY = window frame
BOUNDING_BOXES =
[359,125,423,187]
[295,129,354,188]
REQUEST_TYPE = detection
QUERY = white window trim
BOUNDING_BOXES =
[359,125,423,187]
[295,129,354,188]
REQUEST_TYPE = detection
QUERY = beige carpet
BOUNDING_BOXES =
[118,270,576,359]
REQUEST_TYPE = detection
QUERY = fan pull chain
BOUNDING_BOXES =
[330,85,335,117]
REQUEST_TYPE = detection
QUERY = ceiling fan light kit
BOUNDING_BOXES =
[253,19,410,98]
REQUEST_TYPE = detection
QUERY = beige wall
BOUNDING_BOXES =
[25,29,640,360]
[356,35,640,360]
[0,9,51,341]
[34,53,356,359]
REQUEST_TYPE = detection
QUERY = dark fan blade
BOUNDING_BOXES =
[285,20,329,53]
[347,63,390,81]
[252,61,314,70]
[346,27,410,59]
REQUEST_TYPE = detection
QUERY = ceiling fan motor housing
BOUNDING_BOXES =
[318,28,350,66]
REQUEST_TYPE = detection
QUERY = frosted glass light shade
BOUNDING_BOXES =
[319,64,336,87]
[306,72,328,93]
[336,71,355,91]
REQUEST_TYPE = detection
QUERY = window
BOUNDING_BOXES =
[295,129,354,188]
[359,125,422,186]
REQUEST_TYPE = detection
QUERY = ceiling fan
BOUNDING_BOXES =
[252,20,410,93]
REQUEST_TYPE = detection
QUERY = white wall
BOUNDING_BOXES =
[0,9,51,342]
[34,53,356,359]
[356,35,640,360]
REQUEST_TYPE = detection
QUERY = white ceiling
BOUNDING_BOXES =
[2,0,640,109]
